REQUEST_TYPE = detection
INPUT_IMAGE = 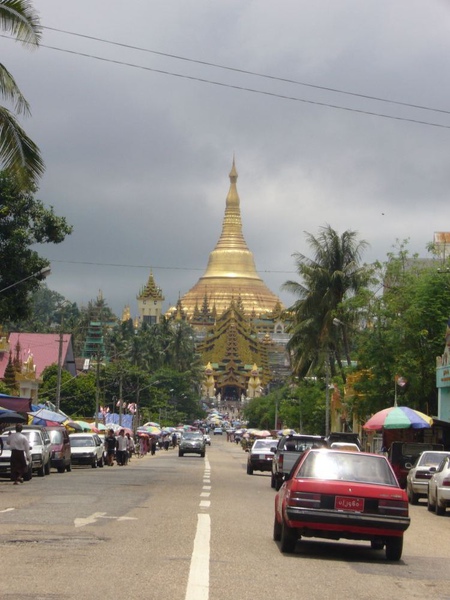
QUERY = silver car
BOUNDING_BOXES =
[406,451,450,504]
[427,455,450,515]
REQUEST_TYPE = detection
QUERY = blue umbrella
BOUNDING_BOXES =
[28,408,67,424]
[0,408,26,423]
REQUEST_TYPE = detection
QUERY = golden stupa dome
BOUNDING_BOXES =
[179,159,283,318]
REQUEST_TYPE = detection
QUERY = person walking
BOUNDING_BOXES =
[104,429,117,466]
[125,433,135,463]
[116,429,128,465]
[8,424,30,484]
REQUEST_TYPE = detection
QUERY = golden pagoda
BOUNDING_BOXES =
[179,159,283,318]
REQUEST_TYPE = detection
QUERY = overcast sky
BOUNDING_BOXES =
[2,1,450,318]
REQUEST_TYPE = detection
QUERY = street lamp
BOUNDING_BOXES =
[0,266,51,293]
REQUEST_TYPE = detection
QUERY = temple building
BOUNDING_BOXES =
[130,160,290,402]
[169,159,289,402]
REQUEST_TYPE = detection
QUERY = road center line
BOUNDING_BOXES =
[185,513,210,600]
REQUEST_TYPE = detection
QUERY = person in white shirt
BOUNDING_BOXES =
[8,424,31,484]
[116,430,128,465]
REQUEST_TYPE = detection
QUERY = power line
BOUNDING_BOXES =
[1,33,449,130]
[45,258,297,275]
[42,26,450,117]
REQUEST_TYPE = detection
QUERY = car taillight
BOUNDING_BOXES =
[378,499,408,517]
[442,479,450,487]
[278,455,283,469]
[287,492,321,509]
[416,472,431,480]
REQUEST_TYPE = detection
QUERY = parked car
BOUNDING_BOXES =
[69,433,104,468]
[388,441,443,488]
[247,439,276,475]
[406,450,450,504]
[0,432,32,481]
[326,431,362,450]
[1,425,51,477]
[178,432,206,457]
[274,448,410,560]
[46,426,72,473]
[427,454,450,515]
[213,427,223,435]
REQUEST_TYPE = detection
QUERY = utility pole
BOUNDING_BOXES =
[55,328,64,413]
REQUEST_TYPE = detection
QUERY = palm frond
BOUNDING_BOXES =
[0,0,41,46]
[0,63,30,115]
[0,106,45,188]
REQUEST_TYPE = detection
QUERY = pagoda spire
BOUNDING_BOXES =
[178,159,283,318]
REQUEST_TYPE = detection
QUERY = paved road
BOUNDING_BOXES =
[0,437,449,600]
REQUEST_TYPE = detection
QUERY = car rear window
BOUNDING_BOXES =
[70,436,94,447]
[296,451,398,486]
[417,452,450,467]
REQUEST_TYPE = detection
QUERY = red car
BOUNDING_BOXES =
[274,449,410,561]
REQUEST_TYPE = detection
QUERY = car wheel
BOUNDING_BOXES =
[98,456,104,467]
[275,477,283,491]
[178,451,184,457]
[92,458,97,468]
[385,536,403,561]
[271,473,276,489]
[66,462,72,472]
[427,488,435,512]
[200,452,205,458]
[57,466,65,474]
[23,465,32,481]
[371,539,384,550]
[247,463,253,475]
[37,463,45,477]
[407,484,419,505]
[273,516,282,541]
[280,520,297,553]
[45,460,51,475]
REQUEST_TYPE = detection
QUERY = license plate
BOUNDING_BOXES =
[259,454,270,460]
[335,496,364,512]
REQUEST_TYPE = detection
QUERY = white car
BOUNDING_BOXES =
[213,427,223,435]
[427,454,450,515]
[406,450,450,504]
[69,433,104,468]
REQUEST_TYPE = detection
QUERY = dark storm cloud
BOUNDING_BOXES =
[2,0,450,316]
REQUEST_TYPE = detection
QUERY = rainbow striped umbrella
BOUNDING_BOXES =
[363,406,433,430]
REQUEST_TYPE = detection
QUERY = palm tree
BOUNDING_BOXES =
[283,225,369,378]
[0,0,44,188]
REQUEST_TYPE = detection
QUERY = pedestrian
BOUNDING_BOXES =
[171,432,177,448]
[126,433,135,462]
[164,434,170,451]
[116,429,128,465]
[8,424,30,484]
[104,429,117,466]
[151,436,157,455]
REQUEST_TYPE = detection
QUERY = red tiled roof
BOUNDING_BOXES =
[0,332,74,379]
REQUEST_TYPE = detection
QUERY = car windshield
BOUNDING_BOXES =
[24,431,41,445]
[183,433,202,440]
[252,440,275,451]
[296,451,398,486]
[417,452,450,467]
[70,436,94,447]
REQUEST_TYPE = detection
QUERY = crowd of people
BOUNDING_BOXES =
[103,429,180,465]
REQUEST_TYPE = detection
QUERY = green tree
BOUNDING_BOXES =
[0,174,72,322]
[0,0,44,188]
[283,225,370,379]
[355,246,449,417]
